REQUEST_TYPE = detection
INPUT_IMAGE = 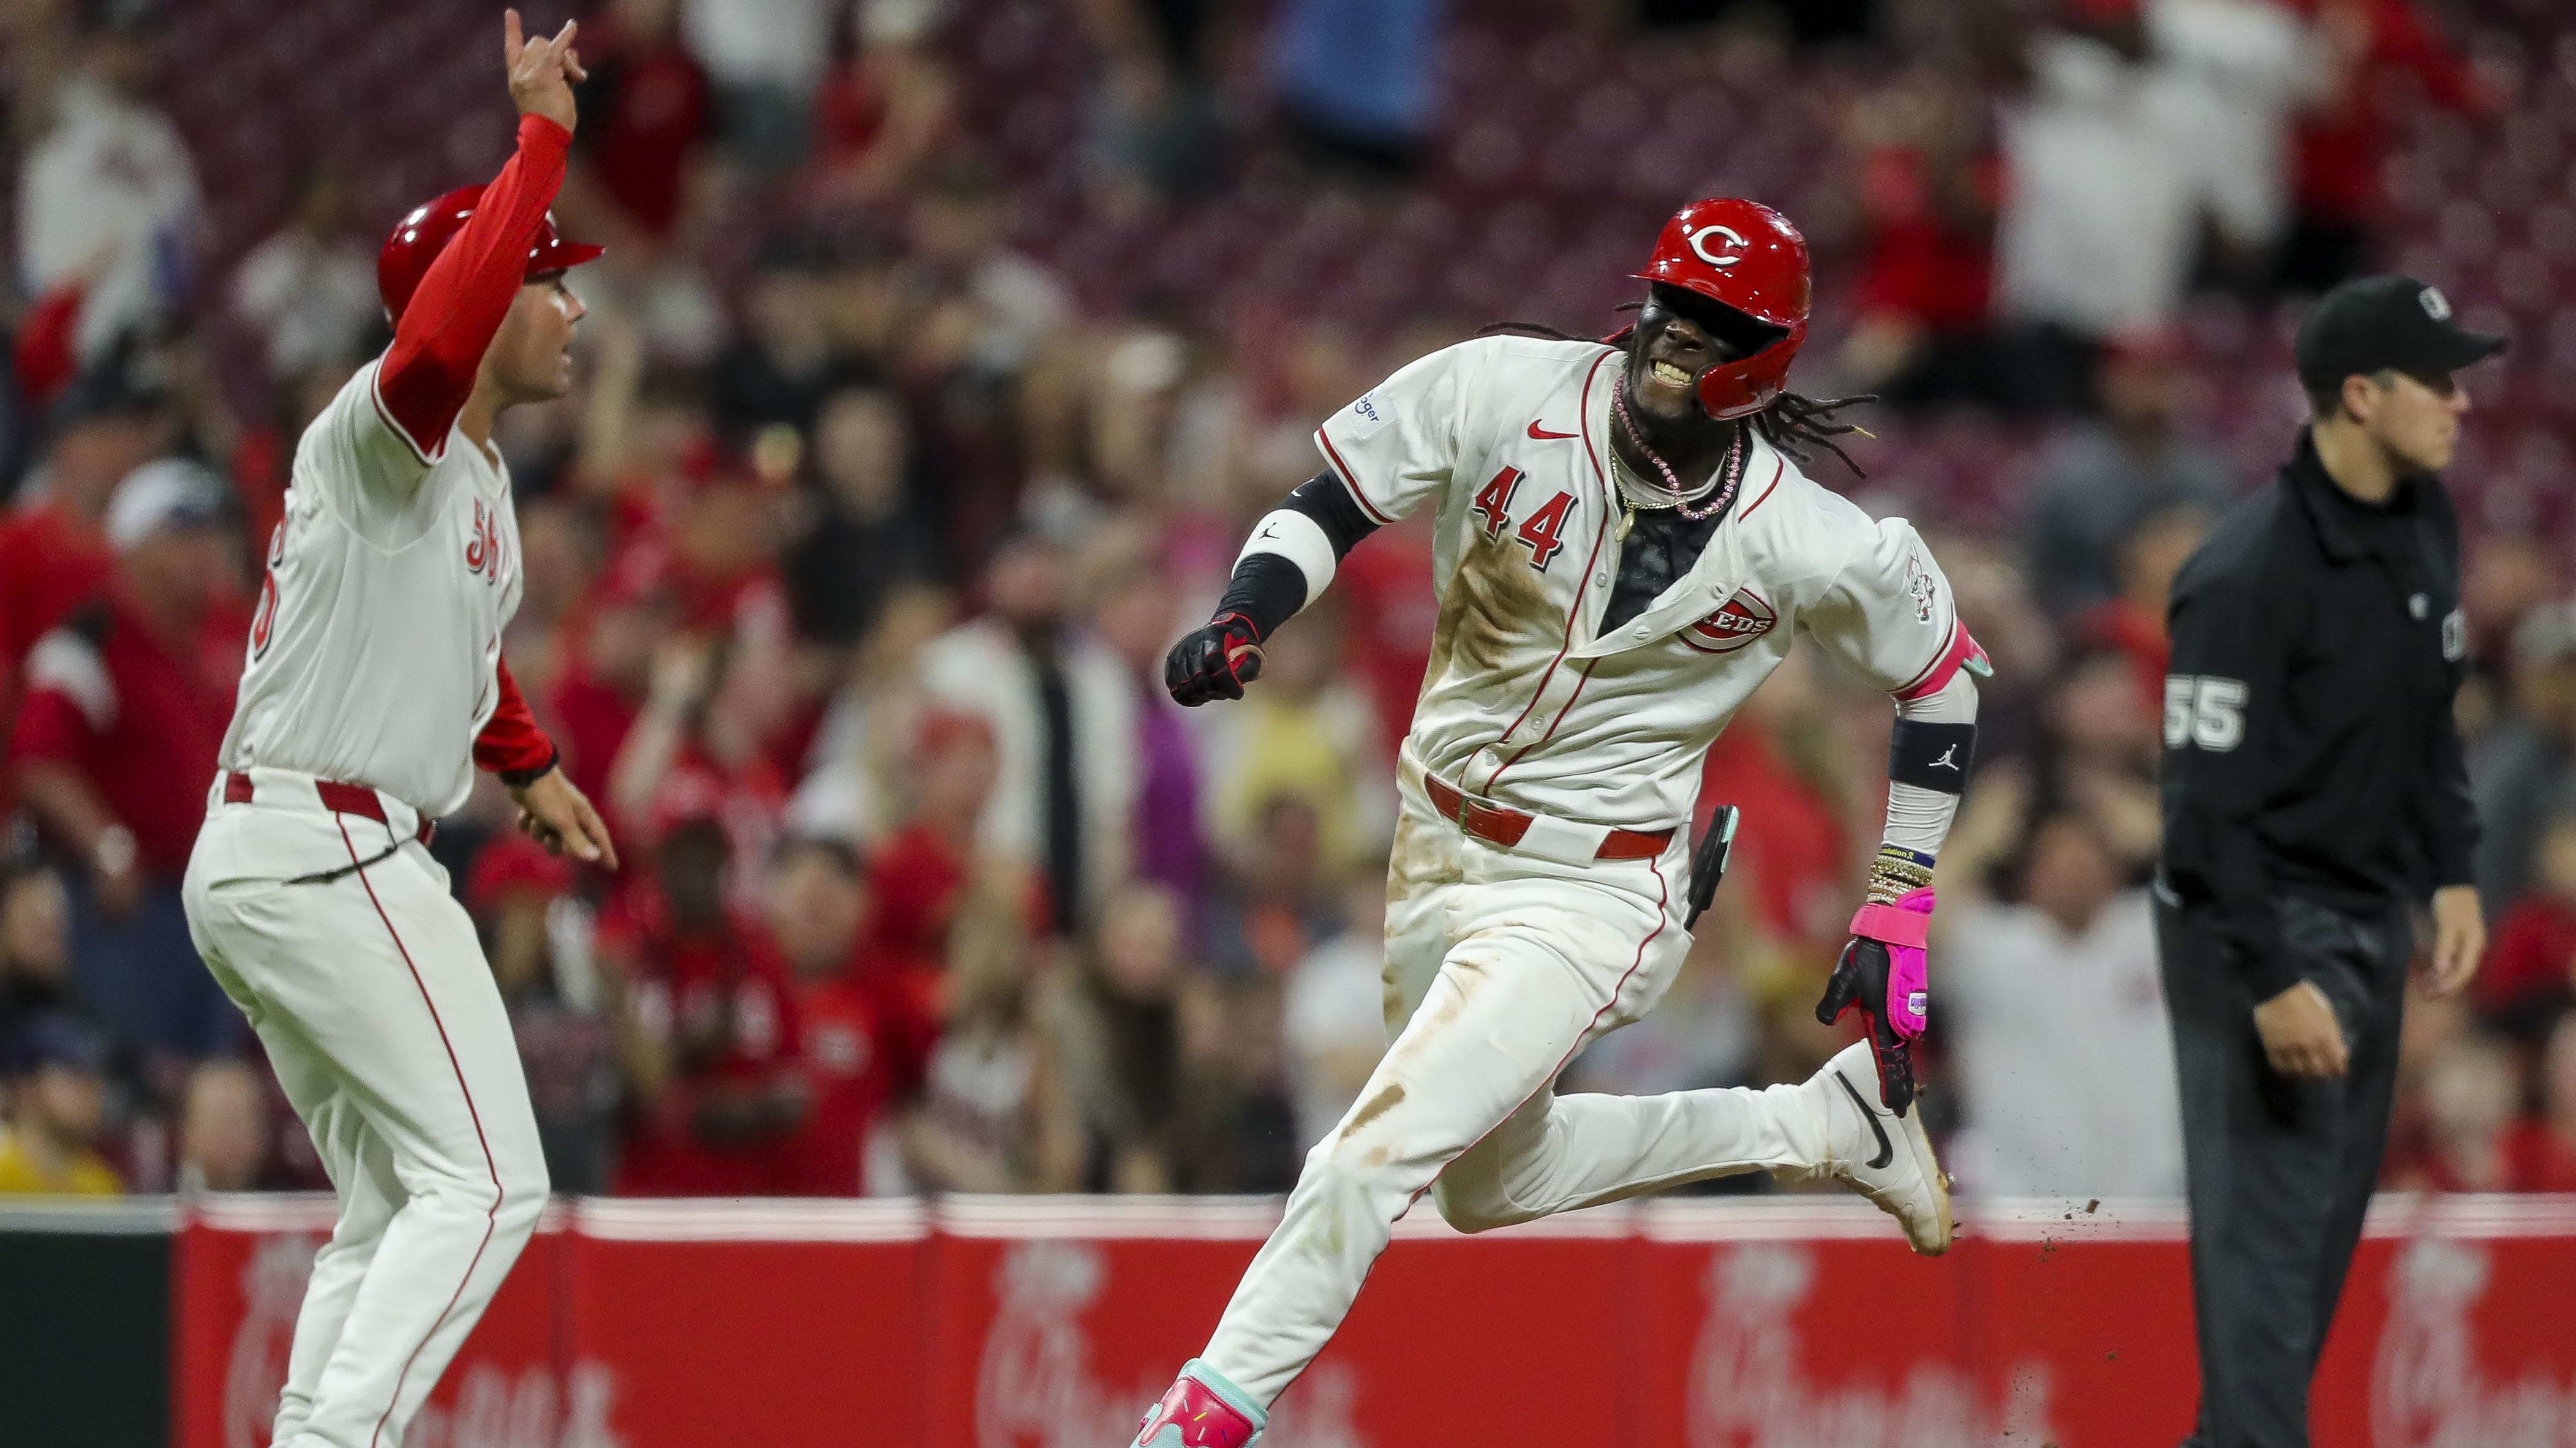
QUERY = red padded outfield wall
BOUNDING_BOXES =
[173,1195,2576,1448]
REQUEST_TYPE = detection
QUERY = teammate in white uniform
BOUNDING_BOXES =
[180,17,616,1447]
[1132,200,1988,1446]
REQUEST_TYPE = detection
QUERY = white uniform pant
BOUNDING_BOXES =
[183,771,547,1448]
[1200,770,1831,1408]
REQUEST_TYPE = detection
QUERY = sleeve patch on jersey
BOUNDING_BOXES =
[1901,546,1938,623]
[1342,389,1392,440]
[24,631,116,729]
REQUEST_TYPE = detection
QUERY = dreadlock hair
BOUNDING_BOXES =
[1474,310,1877,476]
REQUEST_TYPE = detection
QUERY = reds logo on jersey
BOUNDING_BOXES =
[464,498,506,585]
[1680,588,1777,655]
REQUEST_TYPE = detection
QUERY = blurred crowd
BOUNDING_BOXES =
[2,0,2572,1207]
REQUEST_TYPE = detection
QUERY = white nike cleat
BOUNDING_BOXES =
[1807,1040,1952,1255]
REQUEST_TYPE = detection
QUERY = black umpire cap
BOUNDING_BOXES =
[2295,274,2507,396]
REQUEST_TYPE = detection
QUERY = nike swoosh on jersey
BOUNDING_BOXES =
[1526,421,1578,440]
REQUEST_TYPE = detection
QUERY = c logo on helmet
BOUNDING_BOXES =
[1685,223,1747,268]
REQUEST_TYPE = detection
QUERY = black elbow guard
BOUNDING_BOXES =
[1284,472,1379,557]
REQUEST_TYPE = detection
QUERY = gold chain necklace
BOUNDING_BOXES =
[1610,377,1745,541]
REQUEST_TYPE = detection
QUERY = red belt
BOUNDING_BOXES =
[1423,774,1671,861]
[224,771,435,847]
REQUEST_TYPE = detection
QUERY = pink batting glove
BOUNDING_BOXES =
[1817,887,1935,1112]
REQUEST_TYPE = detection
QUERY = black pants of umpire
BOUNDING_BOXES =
[2155,895,2411,1448]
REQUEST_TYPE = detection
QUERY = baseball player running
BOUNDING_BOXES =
[179,15,616,1447]
[1134,199,1986,1446]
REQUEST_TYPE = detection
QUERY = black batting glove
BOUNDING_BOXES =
[1164,612,1265,706]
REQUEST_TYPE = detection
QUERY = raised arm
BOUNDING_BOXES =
[374,12,585,462]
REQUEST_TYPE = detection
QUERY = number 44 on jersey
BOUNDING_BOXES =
[1471,465,1576,571]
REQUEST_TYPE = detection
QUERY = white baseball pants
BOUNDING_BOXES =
[183,768,548,1448]
[1200,765,1832,1407]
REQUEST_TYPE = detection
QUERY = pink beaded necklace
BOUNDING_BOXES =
[1611,373,1746,526]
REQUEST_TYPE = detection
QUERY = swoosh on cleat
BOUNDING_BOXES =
[1834,1071,1894,1170]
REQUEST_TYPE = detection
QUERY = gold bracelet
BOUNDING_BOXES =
[1866,846,1935,904]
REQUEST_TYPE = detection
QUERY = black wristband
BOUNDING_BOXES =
[499,746,560,790]
[1888,720,1975,794]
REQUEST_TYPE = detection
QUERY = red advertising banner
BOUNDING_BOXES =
[925,1198,1630,1447]
[565,1200,927,1448]
[1629,1201,1977,1446]
[173,1196,565,1448]
[172,1193,2576,1448]
[2308,1198,2576,1447]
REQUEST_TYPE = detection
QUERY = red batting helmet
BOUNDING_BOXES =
[1632,198,1810,420]
[377,184,604,325]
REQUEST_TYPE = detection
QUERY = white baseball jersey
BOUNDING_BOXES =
[1314,336,1964,832]
[219,358,523,817]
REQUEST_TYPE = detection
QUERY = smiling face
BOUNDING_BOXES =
[1623,283,1784,432]
[483,274,586,403]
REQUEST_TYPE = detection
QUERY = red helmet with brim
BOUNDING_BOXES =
[377,183,605,325]
[1623,197,1812,421]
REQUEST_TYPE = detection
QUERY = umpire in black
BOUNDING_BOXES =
[2155,275,2504,1448]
